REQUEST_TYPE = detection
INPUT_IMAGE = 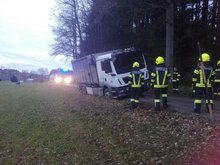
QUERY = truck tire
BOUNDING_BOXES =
[82,86,87,94]
[79,85,87,94]
[104,88,111,98]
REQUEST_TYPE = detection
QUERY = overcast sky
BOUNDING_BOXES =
[0,0,72,71]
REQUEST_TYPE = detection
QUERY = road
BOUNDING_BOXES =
[140,92,220,121]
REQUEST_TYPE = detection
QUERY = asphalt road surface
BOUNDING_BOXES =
[140,92,220,122]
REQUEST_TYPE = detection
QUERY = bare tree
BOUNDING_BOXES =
[51,0,89,59]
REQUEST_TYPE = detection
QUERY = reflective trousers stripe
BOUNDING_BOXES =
[162,94,167,97]
[194,99,202,104]
[154,99,160,103]
[206,100,213,104]
[131,99,139,103]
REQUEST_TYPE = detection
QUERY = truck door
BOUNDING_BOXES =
[99,59,114,86]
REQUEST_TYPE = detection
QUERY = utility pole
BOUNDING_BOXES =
[144,1,174,70]
[165,0,174,71]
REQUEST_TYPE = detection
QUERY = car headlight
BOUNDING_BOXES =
[54,76,62,83]
[64,77,72,84]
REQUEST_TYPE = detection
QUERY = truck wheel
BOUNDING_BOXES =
[79,85,87,94]
[104,88,111,98]
[82,86,87,94]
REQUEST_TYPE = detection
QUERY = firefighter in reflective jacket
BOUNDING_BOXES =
[213,60,220,99]
[192,53,215,113]
[128,62,144,109]
[192,58,201,97]
[172,67,180,93]
[151,56,171,111]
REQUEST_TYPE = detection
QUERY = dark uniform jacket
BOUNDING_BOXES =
[151,64,171,88]
[172,71,180,82]
[214,67,220,82]
[192,63,215,88]
[128,68,144,88]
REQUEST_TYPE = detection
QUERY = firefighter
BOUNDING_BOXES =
[192,58,201,97]
[172,67,180,93]
[192,53,215,113]
[213,60,220,100]
[151,56,171,111]
[128,61,144,109]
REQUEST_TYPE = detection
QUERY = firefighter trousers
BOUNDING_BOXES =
[194,87,213,113]
[130,87,141,108]
[154,87,168,111]
[172,81,179,92]
[213,82,220,99]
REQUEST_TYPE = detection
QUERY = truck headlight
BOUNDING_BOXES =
[54,76,62,83]
[64,77,72,84]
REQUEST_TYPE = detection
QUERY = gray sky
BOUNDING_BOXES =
[0,0,72,71]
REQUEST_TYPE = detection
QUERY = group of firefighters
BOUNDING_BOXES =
[128,53,220,113]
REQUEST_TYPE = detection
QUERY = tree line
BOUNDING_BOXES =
[51,0,220,83]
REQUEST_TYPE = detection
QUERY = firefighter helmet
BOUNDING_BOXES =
[217,60,220,66]
[155,56,165,65]
[201,53,210,62]
[132,61,140,68]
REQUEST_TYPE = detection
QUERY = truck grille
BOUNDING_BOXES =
[122,77,129,83]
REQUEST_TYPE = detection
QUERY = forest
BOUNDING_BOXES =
[51,0,220,83]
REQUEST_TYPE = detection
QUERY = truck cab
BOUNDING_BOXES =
[95,49,149,98]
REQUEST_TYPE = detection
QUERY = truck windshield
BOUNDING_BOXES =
[113,51,145,74]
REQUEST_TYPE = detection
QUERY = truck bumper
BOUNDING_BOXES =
[110,86,130,99]
[110,81,150,99]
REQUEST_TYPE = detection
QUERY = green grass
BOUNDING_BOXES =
[0,83,101,164]
[0,82,215,164]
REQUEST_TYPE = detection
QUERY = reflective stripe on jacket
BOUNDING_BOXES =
[192,65,215,87]
[128,70,144,88]
[214,68,220,82]
[151,66,171,88]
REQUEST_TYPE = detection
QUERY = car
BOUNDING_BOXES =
[50,68,73,85]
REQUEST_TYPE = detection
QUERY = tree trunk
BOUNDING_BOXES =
[166,0,174,71]
[217,0,220,56]
[195,0,200,21]
[71,6,77,59]
[73,0,83,47]
[202,0,209,25]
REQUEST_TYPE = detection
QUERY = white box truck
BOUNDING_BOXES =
[71,48,149,98]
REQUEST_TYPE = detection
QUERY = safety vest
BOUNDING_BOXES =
[214,68,220,82]
[151,66,171,88]
[192,66,215,88]
[172,71,180,82]
[128,70,144,88]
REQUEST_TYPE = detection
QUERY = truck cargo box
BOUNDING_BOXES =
[72,55,99,86]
